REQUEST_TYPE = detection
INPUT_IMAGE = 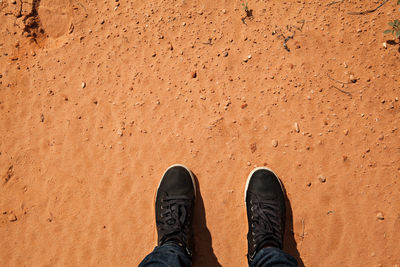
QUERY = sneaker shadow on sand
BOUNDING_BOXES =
[192,173,222,267]
[283,185,305,267]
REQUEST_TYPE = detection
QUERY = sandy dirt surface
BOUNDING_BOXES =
[1,0,400,266]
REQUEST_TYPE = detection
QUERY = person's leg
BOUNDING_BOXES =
[139,164,196,267]
[245,167,298,267]
[139,243,191,267]
[249,247,297,267]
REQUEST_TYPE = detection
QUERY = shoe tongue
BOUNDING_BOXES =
[168,201,187,224]
[258,191,277,200]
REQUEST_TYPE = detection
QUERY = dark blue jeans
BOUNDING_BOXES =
[139,244,297,267]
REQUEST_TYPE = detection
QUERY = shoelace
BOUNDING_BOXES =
[159,195,192,245]
[249,198,282,250]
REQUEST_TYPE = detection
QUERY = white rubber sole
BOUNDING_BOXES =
[244,167,283,205]
[156,164,196,202]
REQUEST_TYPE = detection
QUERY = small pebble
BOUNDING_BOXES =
[376,212,384,220]
[318,175,326,183]
[344,129,349,136]
[191,71,197,78]
[247,54,252,59]
[8,214,17,222]
[294,122,300,133]
[272,139,278,147]
[383,42,387,49]
[81,82,86,88]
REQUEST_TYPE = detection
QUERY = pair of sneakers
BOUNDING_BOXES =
[155,164,286,263]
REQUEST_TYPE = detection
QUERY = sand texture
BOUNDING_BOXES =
[1,0,400,266]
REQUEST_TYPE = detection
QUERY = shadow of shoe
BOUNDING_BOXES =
[191,173,222,267]
[284,194,305,267]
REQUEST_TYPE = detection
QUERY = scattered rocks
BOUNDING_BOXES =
[318,175,326,183]
[376,212,384,220]
[294,122,300,133]
[272,139,278,147]
[243,54,252,63]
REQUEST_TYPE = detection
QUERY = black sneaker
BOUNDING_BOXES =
[155,164,196,257]
[245,167,286,263]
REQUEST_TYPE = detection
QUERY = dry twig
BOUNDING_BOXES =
[327,73,352,85]
[330,85,353,97]
[348,0,388,15]
[327,0,344,7]
[299,218,305,241]
[276,20,305,52]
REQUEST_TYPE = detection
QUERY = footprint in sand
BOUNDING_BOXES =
[38,0,71,39]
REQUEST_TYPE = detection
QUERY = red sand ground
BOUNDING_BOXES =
[1,0,400,266]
